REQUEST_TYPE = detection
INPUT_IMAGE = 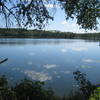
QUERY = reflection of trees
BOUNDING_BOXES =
[0,70,99,100]
[0,39,76,46]
[73,70,95,99]
[73,70,100,100]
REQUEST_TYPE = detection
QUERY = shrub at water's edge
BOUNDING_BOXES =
[89,87,100,100]
[0,76,59,100]
[0,71,100,100]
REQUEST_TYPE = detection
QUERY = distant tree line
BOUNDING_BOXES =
[0,28,100,40]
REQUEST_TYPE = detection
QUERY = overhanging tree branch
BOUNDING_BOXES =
[0,0,99,30]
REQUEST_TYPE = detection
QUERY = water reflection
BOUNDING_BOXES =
[72,47,88,51]
[24,70,52,81]
[0,38,93,45]
[82,59,94,63]
[0,38,100,96]
[60,48,67,53]
[43,64,57,69]
[0,38,76,45]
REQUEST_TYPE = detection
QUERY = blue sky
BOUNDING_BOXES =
[0,2,99,33]
[45,4,100,33]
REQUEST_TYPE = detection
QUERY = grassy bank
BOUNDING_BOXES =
[0,28,100,40]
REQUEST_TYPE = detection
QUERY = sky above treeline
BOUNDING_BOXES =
[0,2,100,33]
[45,4,100,33]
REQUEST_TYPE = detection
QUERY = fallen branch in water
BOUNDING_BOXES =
[0,58,8,64]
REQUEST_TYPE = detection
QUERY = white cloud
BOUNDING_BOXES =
[24,70,52,81]
[45,4,59,8]
[72,47,88,51]
[61,21,67,25]
[44,64,57,69]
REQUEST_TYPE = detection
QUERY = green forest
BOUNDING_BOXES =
[0,28,100,40]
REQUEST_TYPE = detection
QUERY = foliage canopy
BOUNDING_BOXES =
[0,0,100,30]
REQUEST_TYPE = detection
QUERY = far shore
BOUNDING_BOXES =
[0,28,100,40]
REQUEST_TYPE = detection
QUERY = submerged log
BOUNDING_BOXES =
[0,58,8,64]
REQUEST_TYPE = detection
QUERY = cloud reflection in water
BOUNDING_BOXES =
[24,70,52,81]
[60,49,67,53]
[43,64,57,69]
[82,59,94,63]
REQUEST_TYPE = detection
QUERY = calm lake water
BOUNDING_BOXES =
[0,38,100,96]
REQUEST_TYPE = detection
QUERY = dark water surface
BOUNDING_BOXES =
[0,38,100,96]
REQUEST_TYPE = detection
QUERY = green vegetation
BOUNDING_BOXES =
[0,0,100,30]
[0,76,59,100]
[89,87,100,100]
[0,28,100,40]
[0,71,99,100]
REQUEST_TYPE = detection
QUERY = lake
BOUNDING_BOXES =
[0,38,100,96]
